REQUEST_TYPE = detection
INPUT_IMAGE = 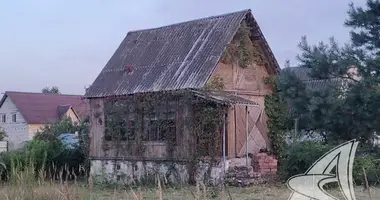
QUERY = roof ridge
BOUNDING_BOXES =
[4,91,83,96]
[57,104,72,106]
[127,9,251,34]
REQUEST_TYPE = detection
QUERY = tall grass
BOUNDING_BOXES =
[0,149,377,199]
[0,150,230,200]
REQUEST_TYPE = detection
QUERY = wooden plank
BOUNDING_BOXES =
[89,98,105,158]
[236,106,268,157]
[238,125,262,156]
[235,106,246,155]
[227,107,236,157]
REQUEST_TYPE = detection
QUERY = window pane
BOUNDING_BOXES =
[126,120,136,140]
[168,101,176,112]
[151,121,158,140]
[119,120,127,141]
[160,119,176,143]
[166,112,176,119]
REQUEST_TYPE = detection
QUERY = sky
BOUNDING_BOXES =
[0,0,365,95]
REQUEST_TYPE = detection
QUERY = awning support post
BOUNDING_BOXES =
[246,106,249,166]
[222,109,226,172]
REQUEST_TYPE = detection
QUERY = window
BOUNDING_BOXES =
[104,103,136,141]
[123,105,136,141]
[161,101,177,143]
[104,100,177,143]
[143,101,177,142]
[143,110,161,141]
[12,113,16,122]
[1,114,5,123]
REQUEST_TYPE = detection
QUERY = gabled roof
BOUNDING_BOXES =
[0,91,89,124]
[85,9,280,98]
[57,105,72,118]
[57,105,80,119]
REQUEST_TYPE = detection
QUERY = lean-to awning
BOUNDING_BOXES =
[190,89,259,106]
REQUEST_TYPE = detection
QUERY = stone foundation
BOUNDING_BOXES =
[90,153,278,186]
[90,160,224,185]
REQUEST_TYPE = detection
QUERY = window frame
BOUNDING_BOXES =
[123,105,137,141]
[12,113,16,123]
[104,103,137,142]
[142,100,177,143]
[104,99,178,144]
[1,114,5,123]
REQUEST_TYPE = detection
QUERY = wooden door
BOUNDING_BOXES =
[235,106,268,157]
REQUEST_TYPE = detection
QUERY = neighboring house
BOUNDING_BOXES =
[281,66,378,144]
[85,9,280,184]
[283,65,360,91]
[0,91,89,149]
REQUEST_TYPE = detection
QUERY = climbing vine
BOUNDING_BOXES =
[204,75,225,90]
[99,90,226,185]
[193,101,225,158]
[220,20,267,68]
[264,76,289,156]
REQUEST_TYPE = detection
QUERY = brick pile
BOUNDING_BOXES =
[225,165,265,187]
[252,152,278,175]
[223,153,278,187]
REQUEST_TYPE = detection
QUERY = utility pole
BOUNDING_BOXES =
[293,118,299,143]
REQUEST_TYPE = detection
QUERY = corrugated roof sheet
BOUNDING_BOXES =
[282,67,344,90]
[304,78,345,91]
[191,89,258,106]
[85,9,280,98]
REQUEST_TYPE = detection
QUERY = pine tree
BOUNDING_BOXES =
[277,0,380,145]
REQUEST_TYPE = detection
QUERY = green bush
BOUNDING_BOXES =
[0,117,89,183]
[279,141,331,180]
[279,141,380,186]
[353,155,380,186]
[0,138,87,182]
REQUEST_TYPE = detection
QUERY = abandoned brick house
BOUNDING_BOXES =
[85,9,280,184]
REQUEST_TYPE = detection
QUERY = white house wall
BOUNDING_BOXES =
[0,97,28,149]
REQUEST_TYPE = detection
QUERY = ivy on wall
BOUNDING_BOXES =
[204,75,225,90]
[193,101,225,158]
[220,20,267,68]
[98,91,227,185]
[263,76,289,156]
[101,91,225,161]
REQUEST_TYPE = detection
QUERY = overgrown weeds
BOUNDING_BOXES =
[0,157,379,200]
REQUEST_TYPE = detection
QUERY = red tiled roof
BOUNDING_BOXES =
[0,91,90,124]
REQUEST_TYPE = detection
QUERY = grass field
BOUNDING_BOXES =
[0,182,378,200]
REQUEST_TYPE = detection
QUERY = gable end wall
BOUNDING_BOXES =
[0,97,29,149]
[205,35,274,157]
